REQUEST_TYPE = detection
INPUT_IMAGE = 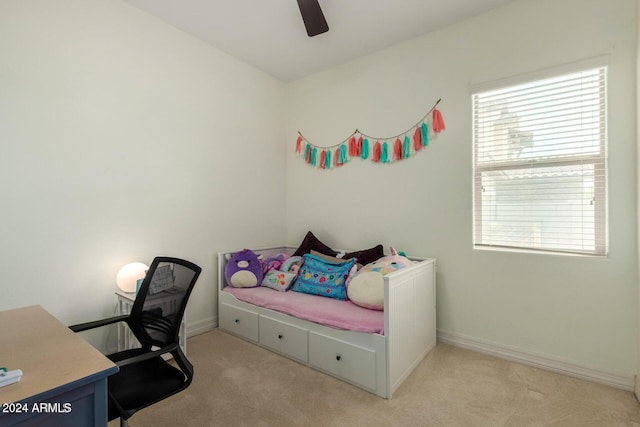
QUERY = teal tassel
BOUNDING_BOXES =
[381,142,389,163]
[311,147,317,166]
[339,144,348,164]
[402,136,410,159]
[326,150,331,169]
[421,123,429,147]
[361,138,369,159]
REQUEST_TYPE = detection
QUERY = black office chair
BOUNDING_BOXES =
[70,256,202,427]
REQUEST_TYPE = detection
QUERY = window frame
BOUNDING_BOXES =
[471,60,608,257]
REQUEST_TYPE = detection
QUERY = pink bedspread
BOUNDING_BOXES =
[223,286,384,334]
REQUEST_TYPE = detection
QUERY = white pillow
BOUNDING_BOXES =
[346,271,384,310]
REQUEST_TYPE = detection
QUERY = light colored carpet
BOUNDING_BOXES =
[110,329,640,427]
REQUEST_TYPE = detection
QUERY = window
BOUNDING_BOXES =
[472,66,607,256]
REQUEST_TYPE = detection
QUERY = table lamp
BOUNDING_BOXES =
[116,262,148,293]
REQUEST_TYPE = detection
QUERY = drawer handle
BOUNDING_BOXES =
[234,319,240,323]
[336,355,342,361]
[278,334,283,339]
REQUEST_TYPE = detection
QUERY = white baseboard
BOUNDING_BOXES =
[437,330,634,391]
[187,316,218,338]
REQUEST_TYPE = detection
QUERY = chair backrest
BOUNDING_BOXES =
[128,257,202,349]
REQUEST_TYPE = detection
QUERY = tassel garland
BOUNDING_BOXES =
[296,99,445,169]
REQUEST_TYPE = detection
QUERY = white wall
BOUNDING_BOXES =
[286,0,638,380]
[0,0,286,348]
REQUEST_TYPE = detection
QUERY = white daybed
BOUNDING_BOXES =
[217,246,436,399]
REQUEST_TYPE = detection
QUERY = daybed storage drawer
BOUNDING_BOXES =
[308,332,377,391]
[220,303,259,342]
[259,316,308,363]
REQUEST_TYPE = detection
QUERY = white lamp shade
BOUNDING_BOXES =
[116,262,148,293]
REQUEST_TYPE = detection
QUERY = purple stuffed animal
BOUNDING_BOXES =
[225,249,264,288]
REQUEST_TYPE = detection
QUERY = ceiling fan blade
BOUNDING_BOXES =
[296,0,329,37]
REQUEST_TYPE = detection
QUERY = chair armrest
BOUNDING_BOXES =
[69,314,129,333]
[171,346,194,380]
[115,342,180,368]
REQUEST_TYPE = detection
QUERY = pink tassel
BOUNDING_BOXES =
[372,141,381,162]
[432,109,445,133]
[296,135,303,153]
[319,150,326,169]
[356,136,363,157]
[348,136,357,157]
[394,138,402,160]
[413,127,422,151]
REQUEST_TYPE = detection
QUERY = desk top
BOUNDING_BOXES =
[0,305,118,404]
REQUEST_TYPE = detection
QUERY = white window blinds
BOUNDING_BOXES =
[472,67,607,256]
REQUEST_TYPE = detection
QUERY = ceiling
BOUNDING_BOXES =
[124,0,517,83]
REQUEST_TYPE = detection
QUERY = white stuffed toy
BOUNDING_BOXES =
[347,247,413,310]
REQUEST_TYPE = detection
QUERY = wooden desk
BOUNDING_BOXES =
[0,305,118,427]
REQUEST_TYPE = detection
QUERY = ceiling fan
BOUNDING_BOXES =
[296,0,329,37]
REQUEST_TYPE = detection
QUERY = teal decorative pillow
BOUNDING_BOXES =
[261,270,297,292]
[292,254,356,300]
